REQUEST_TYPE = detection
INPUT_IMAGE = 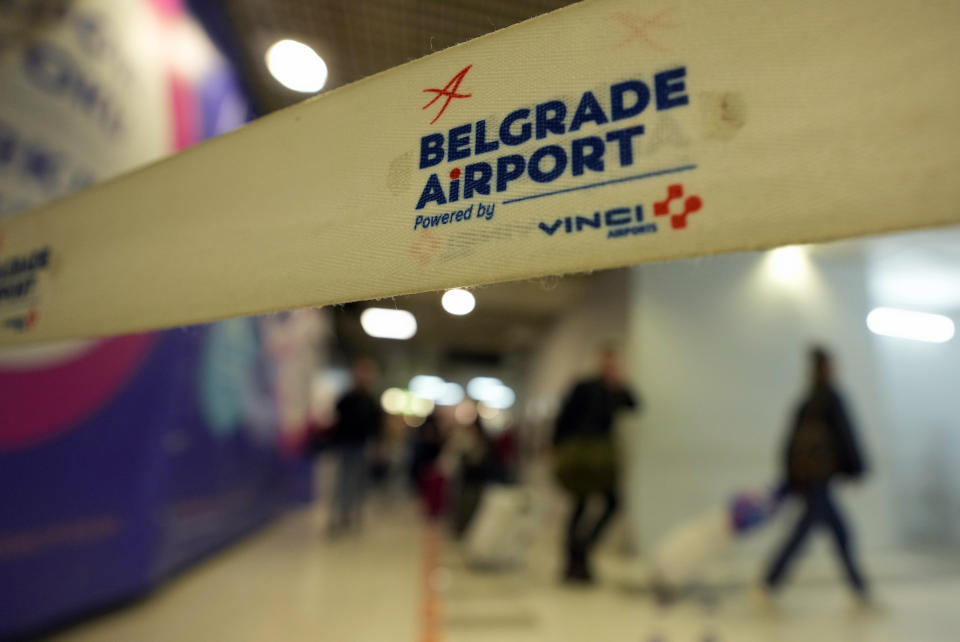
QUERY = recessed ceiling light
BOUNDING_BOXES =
[265,39,328,93]
[441,288,476,315]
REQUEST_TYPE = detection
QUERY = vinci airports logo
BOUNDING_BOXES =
[538,183,703,240]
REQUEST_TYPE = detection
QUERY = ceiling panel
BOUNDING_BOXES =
[218,0,578,113]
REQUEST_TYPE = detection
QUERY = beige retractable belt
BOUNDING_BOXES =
[1,0,959,346]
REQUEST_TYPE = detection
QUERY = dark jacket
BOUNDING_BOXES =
[783,384,867,487]
[554,378,638,446]
[334,389,382,446]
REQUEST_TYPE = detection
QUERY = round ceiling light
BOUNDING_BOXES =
[265,39,328,93]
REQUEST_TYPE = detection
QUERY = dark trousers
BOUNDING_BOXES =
[566,491,619,569]
[332,444,367,530]
[765,485,867,595]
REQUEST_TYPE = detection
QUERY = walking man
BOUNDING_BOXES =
[764,347,870,601]
[554,348,639,583]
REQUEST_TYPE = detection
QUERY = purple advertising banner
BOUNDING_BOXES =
[0,318,319,638]
[0,2,320,637]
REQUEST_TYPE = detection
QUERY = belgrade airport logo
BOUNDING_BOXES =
[413,63,702,240]
[0,244,50,333]
[422,64,472,125]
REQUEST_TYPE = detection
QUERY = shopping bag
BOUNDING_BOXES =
[553,437,618,495]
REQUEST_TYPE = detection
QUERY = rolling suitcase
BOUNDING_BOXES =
[463,485,535,569]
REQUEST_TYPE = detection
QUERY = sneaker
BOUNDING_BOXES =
[563,560,594,585]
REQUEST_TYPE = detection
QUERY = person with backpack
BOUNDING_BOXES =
[553,348,639,584]
[763,347,870,601]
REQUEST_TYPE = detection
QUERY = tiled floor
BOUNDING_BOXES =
[52,498,960,642]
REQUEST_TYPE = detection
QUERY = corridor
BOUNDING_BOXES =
[52,497,960,642]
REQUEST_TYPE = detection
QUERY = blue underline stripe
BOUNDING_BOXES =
[501,164,698,205]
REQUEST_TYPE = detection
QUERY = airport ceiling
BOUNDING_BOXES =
[214,0,578,114]
[334,275,594,363]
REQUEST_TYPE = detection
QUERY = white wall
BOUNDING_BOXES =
[524,269,630,429]
[870,334,960,547]
[865,230,960,547]
[624,246,899,559]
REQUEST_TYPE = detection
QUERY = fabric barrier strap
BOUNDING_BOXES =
[1,0,959,345]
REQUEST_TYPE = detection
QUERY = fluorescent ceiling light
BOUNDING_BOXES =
[380,387,408,414]
[467,376,515,409]
[436,382,465,406]
[408,396,435,417]
[360,308,417,340]
[409,375,445,400]
[410,375,464,406]
[265,39,328,93]
[483,385,516,409]
[866,307,955,343]
[467,376,503,401]
[381,387,434,416]
[765,245,810,287]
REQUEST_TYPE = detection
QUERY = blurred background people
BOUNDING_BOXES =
[368,415,410,507]
[410,413,447,518]
[553,348,639,583]
[763,347,870,601]
[329,358,382,535]
[451,418,505,538]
